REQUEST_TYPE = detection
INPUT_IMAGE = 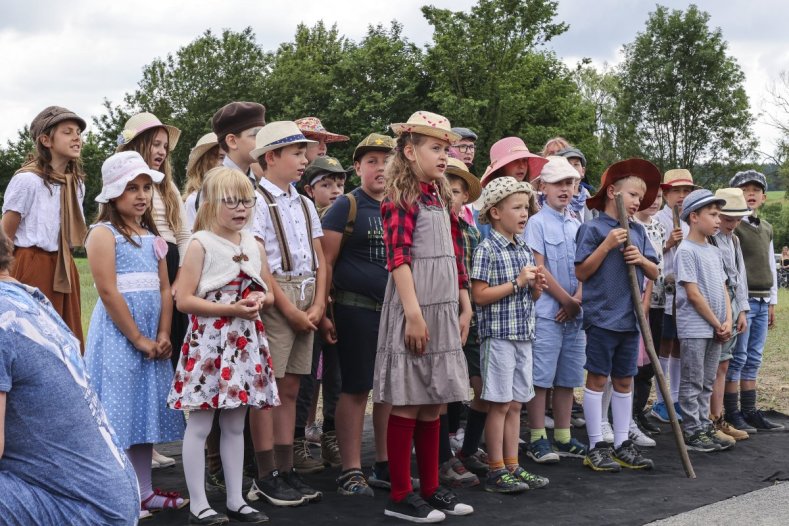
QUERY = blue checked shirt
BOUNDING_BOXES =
[471,230,536,341]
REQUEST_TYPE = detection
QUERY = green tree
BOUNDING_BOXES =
[615,4,756,175]
[0,127,33,200]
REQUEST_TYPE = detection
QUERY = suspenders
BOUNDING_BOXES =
[257,184,317,273]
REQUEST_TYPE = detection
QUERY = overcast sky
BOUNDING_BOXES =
[2,0,787,158]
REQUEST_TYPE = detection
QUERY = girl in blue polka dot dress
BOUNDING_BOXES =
[84,151,186,520]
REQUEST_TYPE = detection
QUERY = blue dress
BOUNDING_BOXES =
[84,223,184,449]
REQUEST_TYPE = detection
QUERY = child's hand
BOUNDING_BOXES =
[287,309,318,333]
[305,303,325,326]
[716,321,732,342]
[405,312,430,355]
[557,297,582,322]
[319,316,338,344]
[247,291,266,309]
[532,265,548,290]
[736,312,747,335]
[261,290,275,311]
[459,309,471,346]
[604,228,628,251]
[232,298,261,321]
[134,336,160,360]
[666,228,683,249]
[622,245,643,266]
[516,266,537,289]
[156,333,172,360]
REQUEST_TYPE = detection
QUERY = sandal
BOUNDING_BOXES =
[188,507,229,525]
[140,488,189,512]
[226,504,269,523]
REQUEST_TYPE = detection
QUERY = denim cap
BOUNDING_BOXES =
[680,189,727,222]
[556,147,586,168]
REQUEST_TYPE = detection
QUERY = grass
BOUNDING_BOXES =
[74,259,789,413]
[766,190,787,205]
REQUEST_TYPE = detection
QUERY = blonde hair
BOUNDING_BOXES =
[182,144,221,199]
[193,167,255,232]
[541,136,571,157]
[385,133,452,209]
[117,125,182,233]
[489,191,540,224]
[613,175,647,194]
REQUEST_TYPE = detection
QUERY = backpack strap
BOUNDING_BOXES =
[341,190,358,250]
[299,195,318,272]
[258,184,294,273]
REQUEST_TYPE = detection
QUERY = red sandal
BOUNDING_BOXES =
[141,488,189,512]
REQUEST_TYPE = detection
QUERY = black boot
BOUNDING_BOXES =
[635,410,661,435]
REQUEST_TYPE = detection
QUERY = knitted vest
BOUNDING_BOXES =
[192,230,265,297]
[735,219,773,298]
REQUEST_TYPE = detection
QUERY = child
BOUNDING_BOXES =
[523,156,587,464]
[556,146,595,224]
[439,158,483,488]
[168,166,279,524]
[246,121,328,506]
[320,132,396,497]
[212,102,267,185]
[472,176,550,494]
[575,158,660,472]
[298,155,348,217]
[295,117,350,162]
[724,170,783,432]
[1,106,88,348]
[675,189,733,451]
[84,151,186,519]
[650,169,697,423]
[183,132,223,227]
[374,111,473,522]
[710,188,751,443]
[449,127,478,168]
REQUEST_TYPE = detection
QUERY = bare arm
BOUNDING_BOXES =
[0,212,21,244]
[321,230,342,303]
[155,257,173,359]
[305,238,328,323]
[533,252,575,306]
[472,266,538,307]
[392,264,430,354]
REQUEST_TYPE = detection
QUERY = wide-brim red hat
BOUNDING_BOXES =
[586,158,661,212]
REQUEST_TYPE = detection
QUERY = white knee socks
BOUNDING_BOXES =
[219,407,250,513]
[611,390,633,448]
[583,388,604,446]
[126,444,153,498]
[656,356,670,404]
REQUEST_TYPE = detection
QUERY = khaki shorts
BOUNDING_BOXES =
[262,274,316,378]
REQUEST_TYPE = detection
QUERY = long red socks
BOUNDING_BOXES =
[413,418,440,500]
[387,414,416,502]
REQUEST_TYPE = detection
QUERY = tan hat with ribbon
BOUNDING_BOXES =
[445,157,482,203]
[117,112,181,151]
[660,168,700,191]
[186,132,219,173]
[715,188,752,217]
[390,111,461,143]
[477,176,534,225]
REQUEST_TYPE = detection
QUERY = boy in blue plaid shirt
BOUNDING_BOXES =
[471,177,549,494]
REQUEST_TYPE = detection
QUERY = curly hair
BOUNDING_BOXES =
[0,228,13,272]
[384,133,453,209]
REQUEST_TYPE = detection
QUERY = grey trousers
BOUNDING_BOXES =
[679,338,722,434]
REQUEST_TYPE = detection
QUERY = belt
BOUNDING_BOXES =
[334,289,383,312]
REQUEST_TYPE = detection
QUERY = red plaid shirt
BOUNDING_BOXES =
[381,181,469,289]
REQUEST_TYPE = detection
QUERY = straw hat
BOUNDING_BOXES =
[477,176,534,225]
[117,112,181,151]
[250,121,316,160]
[96,151,164,203]
[186,133,219,173]
[534,156,581,184]
[445,157,482,203]
[390,111,461,143]
[480,137,548,187]
[715,188,752,217]
[586,158,661,212]
[295,117,349,143]
[660,168,699,191]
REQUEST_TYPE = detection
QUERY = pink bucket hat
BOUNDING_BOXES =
[480,137,548,187]
[295,117,349,143]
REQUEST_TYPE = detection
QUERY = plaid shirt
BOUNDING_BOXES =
[471,229,536,341]
[381,182,469,289]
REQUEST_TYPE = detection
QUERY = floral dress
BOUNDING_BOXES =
[168,273,280,411]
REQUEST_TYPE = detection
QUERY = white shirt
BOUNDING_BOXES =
[1,171,85,252]
[151,181,191,261]
[184,191,198,230]
[253,177,322,276]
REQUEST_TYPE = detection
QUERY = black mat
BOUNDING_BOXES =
[149,412,789,525]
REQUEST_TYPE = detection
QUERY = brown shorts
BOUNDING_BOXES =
[262,274,316,378]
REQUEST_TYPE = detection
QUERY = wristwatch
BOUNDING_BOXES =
[511,279,519,294]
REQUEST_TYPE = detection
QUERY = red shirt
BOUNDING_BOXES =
[381,181,469,289]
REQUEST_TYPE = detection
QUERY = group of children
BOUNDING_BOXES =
[0,103,782,526]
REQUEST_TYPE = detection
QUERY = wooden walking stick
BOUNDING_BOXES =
[615,193,696,479]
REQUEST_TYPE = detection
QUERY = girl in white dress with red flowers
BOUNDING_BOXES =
[168,166,279,524]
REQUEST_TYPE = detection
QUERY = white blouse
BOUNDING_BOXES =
[184,191,198,231]
[1,171,85,252]
[151,181,191,262]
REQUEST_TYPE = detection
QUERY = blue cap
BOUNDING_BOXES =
[680,189,727,222]
[729,169,767,191]
[451,127,477,141]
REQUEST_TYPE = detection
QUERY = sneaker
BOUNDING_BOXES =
[151,448,176,469]
[684,430,721,453]
[368,463,420,491]
[673,402,683,422]
[525,437,559,464]
[743,410,786,432]
[438,457,479,488]
[510,465,549,489]
[635,411,661,434]
[650,402,669,423]
[337,469,374,497]
[484,468,528,494]
[305,421,322,445]
[321,431,342,469]
[280,468,322,502]
[612,440,654,470]
[205,468,226,492]
[715,417,749,441]
[457,449,488,477]
[628,419,656,447]
[544,414,555,429]
[600,421,614,444]
[385,493,445,523]
[425,486,473,516]
[583,442,621,472]
[552,438,588,458]
[706,427,735,451]
[247,471,306,507]
[294,437,325,474]
[725,410,757,434]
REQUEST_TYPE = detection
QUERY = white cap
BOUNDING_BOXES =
[535,156,581,184]
[96,151,164,203]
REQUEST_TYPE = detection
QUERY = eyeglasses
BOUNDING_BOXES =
[221,196,257,209]
[452,144,476,153]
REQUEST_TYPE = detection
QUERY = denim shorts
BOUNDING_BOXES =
[584,325,640,378]
[532,317,586,388]
[480,338,534,403]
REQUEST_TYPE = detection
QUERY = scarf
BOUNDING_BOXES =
[15,161,87,293]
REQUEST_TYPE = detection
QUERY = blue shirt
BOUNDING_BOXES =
[524,205,580,320]
[575,212,658,332]
[471,230,536,341]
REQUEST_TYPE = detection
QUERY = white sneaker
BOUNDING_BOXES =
[600,421,614,444]
[544,415,555,429]
[629,419,656,447]
[151,448,175,469]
